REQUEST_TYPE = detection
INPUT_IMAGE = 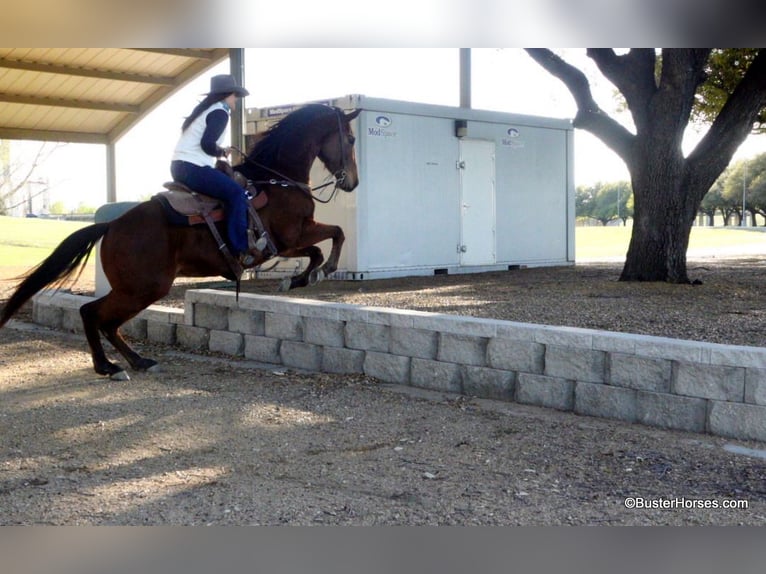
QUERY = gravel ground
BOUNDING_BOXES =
[1,256,766,525]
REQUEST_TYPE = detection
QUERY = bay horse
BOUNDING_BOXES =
[0,104,361,380]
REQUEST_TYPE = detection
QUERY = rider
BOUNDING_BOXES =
[171,74,258,266]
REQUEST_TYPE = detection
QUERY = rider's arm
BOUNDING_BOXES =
[200,108,229,157]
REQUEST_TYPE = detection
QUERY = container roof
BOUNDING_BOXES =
[0,48,229,145]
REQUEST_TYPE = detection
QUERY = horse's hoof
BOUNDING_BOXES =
[278,277,292,292]
[147,364,162,374]
[110,370,131,381]
[309,269,325,285]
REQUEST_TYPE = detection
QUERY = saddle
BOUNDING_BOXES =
[152,163,275,279]
[155,174,268,227]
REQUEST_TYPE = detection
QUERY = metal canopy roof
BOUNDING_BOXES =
[0,48,229,145]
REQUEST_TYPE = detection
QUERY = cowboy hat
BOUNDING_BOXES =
[208,74,249,97]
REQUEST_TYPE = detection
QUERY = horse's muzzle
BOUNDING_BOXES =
[336,170,359,192]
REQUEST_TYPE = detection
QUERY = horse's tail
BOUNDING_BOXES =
[0,222,110,328]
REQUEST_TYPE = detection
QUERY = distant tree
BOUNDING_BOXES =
[721,153,766,226]
[0,140,65,215]
[526,49,766,283]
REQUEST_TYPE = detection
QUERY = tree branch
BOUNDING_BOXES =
[586,49,657,132]
[687,50,766,192]
[525,49,636,162]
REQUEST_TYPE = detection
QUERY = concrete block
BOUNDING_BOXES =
[745,368,766,406]
[209,330,244,356]
[59,307,84,333]
[634,337,703,362]
[147,321,176,345]
[592,332,637,354]
[575,382,636,422]
[346,321,390,352]
[414,314,497,337]
[121,317,146,340]
[193,302,229,330]
[391,327,438,359]
[545,346,606,383]
[533,325,593,349]
[608,353,671,393]
[410,358,462,393]
[709,344,766,369]
[516,373,574,411]
[636,391,707,433]
[281,340,322,371]
[322,347,365,374]
[176,324,209,351]
[708,401,766,441]
[673,362,745,401]
[264,313,303,341]
[33,302,63,329]
[437,333,487,366]
[364,352,410,384]
[244,335,281,364]
[304,317,346,347]
[487,338,544,374]
[228,308,265,335]
[461,366,514,401]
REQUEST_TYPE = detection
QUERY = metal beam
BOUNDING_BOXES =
[131,48,223,60]
[0,127,107,144]
[0,93,139,113]
[0,57,177,85]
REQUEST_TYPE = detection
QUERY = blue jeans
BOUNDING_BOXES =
[171,160,249,255]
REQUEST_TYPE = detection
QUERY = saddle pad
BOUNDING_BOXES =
[154,190,225,227]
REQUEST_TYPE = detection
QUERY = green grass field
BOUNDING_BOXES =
[0,216,92,269]
[576,225,766,260]
[2,216,765,272]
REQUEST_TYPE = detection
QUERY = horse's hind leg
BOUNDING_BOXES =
[80,289,166,379]
[80,298,127,379]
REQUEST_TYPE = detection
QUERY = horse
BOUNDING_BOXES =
[0,104,361,380]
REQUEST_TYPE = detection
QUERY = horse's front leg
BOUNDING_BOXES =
[278,246,324,291]
[275,219,345,291]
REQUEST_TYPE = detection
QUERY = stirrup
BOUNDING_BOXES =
[240,253,257,267]
[254,234,268,252]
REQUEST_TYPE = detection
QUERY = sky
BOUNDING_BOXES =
[13,48,766,212]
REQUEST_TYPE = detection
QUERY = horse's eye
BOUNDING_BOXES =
[348,135,356,146]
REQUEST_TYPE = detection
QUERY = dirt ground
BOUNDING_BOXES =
[1,256,766,525]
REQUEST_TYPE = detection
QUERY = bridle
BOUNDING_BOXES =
[231,107,352,204]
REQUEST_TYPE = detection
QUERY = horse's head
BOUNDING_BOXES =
[317,108,361,192]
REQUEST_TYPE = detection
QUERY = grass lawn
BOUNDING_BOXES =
[0,216,92,271]
[575,225,766,260]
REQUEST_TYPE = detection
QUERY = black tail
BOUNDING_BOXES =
[0,222,110,327]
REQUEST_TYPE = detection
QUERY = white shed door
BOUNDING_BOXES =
[459,140,496,266]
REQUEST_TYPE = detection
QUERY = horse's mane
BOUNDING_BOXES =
[246,104,338,169]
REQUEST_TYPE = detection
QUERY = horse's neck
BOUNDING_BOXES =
[246,149,316,184]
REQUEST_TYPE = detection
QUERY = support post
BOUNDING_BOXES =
[229,48,246,151]
[460,48,471,109]
[106,142,117,203]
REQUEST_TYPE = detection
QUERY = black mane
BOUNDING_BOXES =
[237,104,340,181]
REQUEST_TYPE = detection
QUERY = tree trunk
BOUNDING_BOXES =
[620,150,699,283]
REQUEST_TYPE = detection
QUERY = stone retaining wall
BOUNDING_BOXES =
[32,289,766,442]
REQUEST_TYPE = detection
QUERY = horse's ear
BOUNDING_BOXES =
[345,109,362,121]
